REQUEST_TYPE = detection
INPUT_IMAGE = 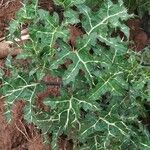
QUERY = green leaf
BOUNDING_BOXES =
[5,55,13,68]
[0,69,4,78]
[88,72,127,100]
[53,0,85,9]
[64,9,80,24]
[44,91,99,132]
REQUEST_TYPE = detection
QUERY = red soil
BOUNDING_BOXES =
[127,18,150,52]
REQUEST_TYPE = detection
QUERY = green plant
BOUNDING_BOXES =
[1,0,150,149]
[123,0,150,16]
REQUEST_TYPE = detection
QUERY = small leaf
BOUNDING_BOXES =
[5,55,13,68]
[36,70,45,81]
[16,53,30,59]
[64,9,80,24]
[0,69,4,78]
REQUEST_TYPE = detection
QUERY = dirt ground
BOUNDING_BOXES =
[0,0,150,150]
